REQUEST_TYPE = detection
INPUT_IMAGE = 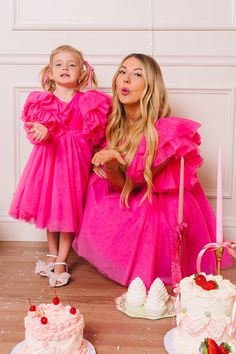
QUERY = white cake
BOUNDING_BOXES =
[21,298,88,354]
[172,273,236,354]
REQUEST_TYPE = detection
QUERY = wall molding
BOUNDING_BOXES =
[157,55,236,67]
[12,0,151,31]
[13,85,40,187]
[1,53,236,67]
[0,54,123,66]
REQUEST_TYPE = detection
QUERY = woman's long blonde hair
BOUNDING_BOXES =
[40,45,97,91]
[106,53,171,206]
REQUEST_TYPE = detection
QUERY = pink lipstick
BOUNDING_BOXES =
[121,87,130,96]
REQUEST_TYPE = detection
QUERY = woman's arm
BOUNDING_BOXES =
[103,160,126,191]
[92,149,126,191]
[152,157,172,177]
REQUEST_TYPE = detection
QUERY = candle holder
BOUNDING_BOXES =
[215,246,224,275]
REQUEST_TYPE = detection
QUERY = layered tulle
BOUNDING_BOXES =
[73,116,232,288]
[9,90,111,232]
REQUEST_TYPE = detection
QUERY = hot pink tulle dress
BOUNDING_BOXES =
[73,116,232,288]
[9,90,111,232]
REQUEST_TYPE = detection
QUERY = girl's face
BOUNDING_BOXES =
[49,51,82,89]
[116,57,146,107]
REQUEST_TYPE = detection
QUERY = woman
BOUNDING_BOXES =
[73,53,232,288]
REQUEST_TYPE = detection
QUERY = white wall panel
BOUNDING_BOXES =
[154,31,236,57]
[14,87,39,185]
[167,87,235,199]
[13,0,152,30]
[153,0,235,29]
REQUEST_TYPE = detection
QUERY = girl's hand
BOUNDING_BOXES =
[25,122,49,142]
[92,149,125,167]
[93,166,107,179]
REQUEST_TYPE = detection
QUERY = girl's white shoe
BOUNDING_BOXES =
[35,254,57,277]
[47,262,70,287]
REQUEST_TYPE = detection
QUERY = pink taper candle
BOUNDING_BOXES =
[178,157,184,225]
[216,147,223,244]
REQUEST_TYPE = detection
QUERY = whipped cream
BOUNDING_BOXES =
[144,278,168,316]
[125,277,146,307]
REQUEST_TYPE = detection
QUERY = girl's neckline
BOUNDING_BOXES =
[52,91,79,105]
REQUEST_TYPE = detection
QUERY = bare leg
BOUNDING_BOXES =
[54,232,75,275]
[46,230,59,264]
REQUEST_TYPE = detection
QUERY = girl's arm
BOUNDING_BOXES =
[92,149,126,192]
[25,122,49,142]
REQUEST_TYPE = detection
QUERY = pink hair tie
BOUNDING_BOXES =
[84,60,94,87]
[43,72,49,86]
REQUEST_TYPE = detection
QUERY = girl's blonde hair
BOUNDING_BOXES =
[40,45,97,91]
[106,53,171,207]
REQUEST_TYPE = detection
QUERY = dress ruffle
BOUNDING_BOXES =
[22,90,111,146]
[127,117,203,192]
[79,90,111,145]
[22,91,71,143]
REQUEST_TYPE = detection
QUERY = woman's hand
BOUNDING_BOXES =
[92,149,126,190]
[25,122,49,142]
[93,166,107,179]
[92,149,125,167]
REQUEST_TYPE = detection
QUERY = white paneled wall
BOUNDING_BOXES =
[0,1,236,241]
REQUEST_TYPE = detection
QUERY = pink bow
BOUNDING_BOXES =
[42,72,49,85]
[84,60,94,87]
[196,241,236,273]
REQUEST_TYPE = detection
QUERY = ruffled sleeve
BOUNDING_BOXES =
[79,90,111,145]
[22,91,71,144]
[126,116,203,192]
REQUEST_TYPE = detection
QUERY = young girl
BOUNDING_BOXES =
[73,53,232,289]
[9,45,111,287]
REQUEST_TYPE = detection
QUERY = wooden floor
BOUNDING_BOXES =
[0,242,235,354]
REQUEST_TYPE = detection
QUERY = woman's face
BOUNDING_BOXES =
[116,57,146,107]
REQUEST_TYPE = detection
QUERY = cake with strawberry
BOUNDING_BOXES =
[172,273,236,354]
[20,296,89,354]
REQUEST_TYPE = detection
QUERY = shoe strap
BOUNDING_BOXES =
[54,262,69,272]
[54,262,67,266]
[46,254,58,258]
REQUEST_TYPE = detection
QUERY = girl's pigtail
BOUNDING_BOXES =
[40,65,55,92]
[83,60,98,89]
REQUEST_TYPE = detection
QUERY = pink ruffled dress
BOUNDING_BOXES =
[9,90,111,232]
[73,117,232,288]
